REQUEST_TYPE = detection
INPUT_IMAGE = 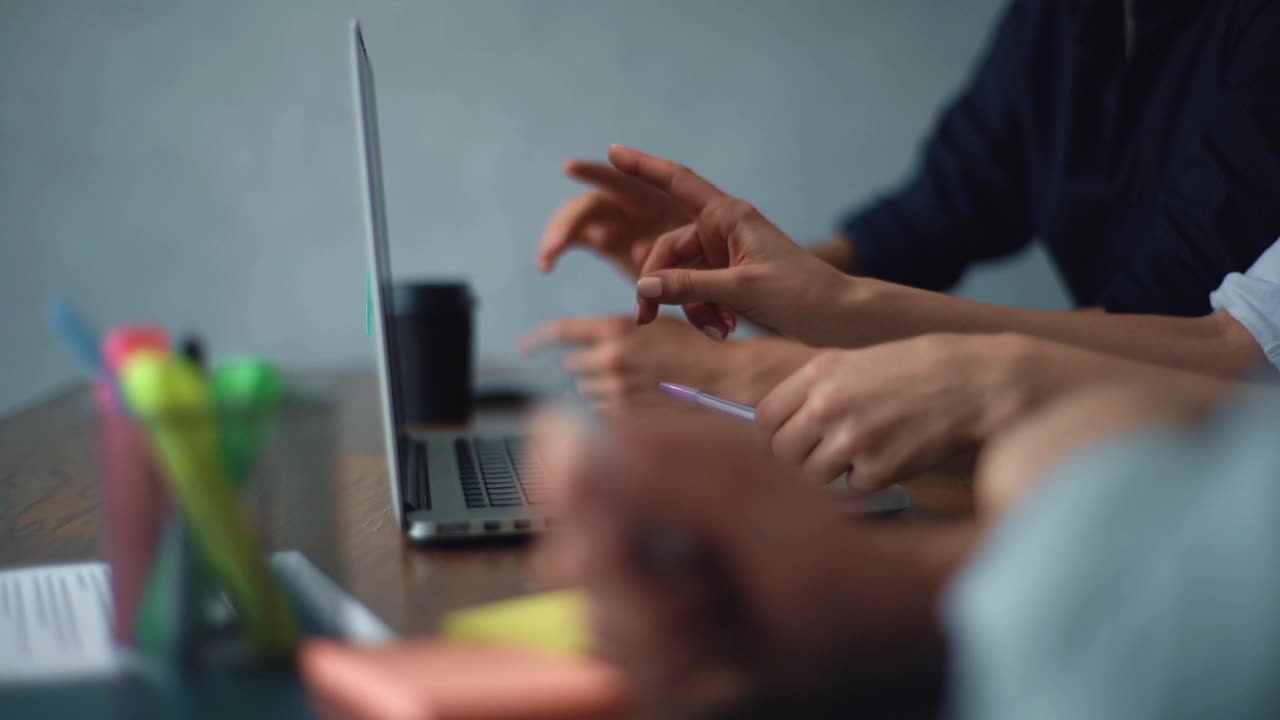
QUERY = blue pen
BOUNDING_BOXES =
[659,382,756,422]
[50,298,107,377]
[50,298,128,411]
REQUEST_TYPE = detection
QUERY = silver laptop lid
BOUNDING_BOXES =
[351,20,408,529]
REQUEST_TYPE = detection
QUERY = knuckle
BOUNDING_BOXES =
[702,196,735,221]
[727,198,757,220]
[771,434,798,465]
[808,395,840,424]
[807,389,853,425]
[833,426,868,458]
[650,229,676,250]
[735,263,769,291]
[668,270,694,297]
[601,347,627,372]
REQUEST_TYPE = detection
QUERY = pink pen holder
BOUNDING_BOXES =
[95,382,170,644]
[93,387,341,661]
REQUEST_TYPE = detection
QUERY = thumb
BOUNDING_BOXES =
[636,267,744,308]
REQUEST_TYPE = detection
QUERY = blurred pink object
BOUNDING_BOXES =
[102,324,170,374]
[300,639,627,720]
[96,326,171,643]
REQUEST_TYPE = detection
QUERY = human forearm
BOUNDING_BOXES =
[619,146,1242,362]
[811,235,860,275]
[969,334,1239,440]
[838,278,1265,376]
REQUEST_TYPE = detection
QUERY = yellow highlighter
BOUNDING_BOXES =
[120,351,299,658]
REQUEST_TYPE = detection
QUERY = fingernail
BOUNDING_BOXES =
[701,326,724,342]
[636,277,662,299]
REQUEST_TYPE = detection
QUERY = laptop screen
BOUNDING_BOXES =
[353,21,410,528]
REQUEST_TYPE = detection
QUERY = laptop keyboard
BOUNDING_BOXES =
[453,436,547,509]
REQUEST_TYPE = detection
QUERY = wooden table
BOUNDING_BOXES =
[0,372,974,636]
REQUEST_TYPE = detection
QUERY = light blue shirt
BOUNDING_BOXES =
[945,392,1280,719]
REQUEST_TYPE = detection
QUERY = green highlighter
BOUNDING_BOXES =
[212,357,284,484]
[121,351,299,658]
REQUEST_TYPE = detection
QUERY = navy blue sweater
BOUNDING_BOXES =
[841,0,1280,315]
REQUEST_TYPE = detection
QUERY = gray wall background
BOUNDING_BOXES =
[0,0,1069,416]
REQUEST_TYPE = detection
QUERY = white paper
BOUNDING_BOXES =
[0,562,118,682]
[0,552,393,684]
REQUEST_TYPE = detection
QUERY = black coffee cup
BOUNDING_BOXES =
[392,281,474,425]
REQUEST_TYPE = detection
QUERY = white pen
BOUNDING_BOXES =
[658,382,756,422]
[658,381,912,513]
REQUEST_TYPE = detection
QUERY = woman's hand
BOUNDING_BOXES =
[756,334,1042,490]
[604,145,856,345]
[520,314,729,413]
[520,315,820,414]
[538,159,692,279]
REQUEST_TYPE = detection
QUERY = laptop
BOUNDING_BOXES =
[352,21,550,544]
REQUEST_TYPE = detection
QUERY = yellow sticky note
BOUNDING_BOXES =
[442,589,589,657]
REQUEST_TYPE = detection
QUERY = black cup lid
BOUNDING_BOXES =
[392,281,473,314]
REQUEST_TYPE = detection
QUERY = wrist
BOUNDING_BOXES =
[819,275,884,347]
[731,339,818,405]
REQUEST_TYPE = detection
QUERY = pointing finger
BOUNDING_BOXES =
[607,145,726,216]
[563,159,664,209]
[538,193,623,272]
[519,317,627,354]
